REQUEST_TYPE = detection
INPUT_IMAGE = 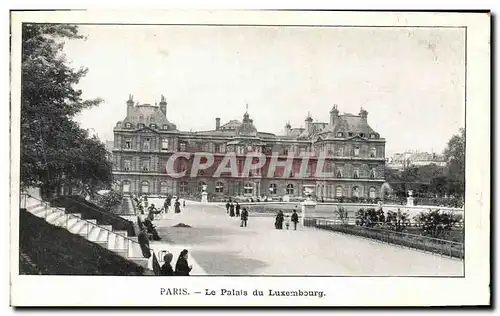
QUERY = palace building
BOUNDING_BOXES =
[111,95,386,199]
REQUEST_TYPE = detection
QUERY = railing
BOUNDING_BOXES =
[304,218,464,260]
[52,195,136,236]
[21,193,155,264]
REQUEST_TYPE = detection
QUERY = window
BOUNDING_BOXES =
[369,187,377,199]
[353,167,360,179]
[348,132,353,137]
[352,186,360,198]
[180,181,188,193]
[141,160,150,172]
[179,142,186,152]
[370,147,377,158]
[269,183,277,194]
[125,123,132,128]
[139,115,144,121]
[336,167,343,178]
[215,182,224,193]
[122,181,130,193]
[237,146,244,155]
[143,138,150,151]
[337,147,344,157]
[162,124,168,130]
[370,133,378,139]
[354,146,360,156]
[337,132,343,137]
[141,181,149,194]
[336,186,344,197]
[360,133,365,138]
[160,181,168,194]
[150,124,156,128]
[123,160,131,171]
[370,168,376,179]
[124,139,132,149]
[282,148,288,156]
[244,183,254,195]
[138,123,145,129]
[214,144,221,153]
[162,139,169,151]
[197,143,203,152]
[286,184,294,195]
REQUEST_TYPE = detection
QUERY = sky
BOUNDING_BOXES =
[64,25,465,156]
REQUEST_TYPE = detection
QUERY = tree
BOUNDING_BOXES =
[443,128,465,196]
[414,210,459,239]
[21,24,109,198]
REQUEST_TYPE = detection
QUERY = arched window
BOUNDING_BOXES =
[180,181,188,193]
[122,180,130,193]
[354,146,360,156]
[353,167,360,179]
[286,184,294,195]
[125,122,132,128]
[269,183,277,194]
[370,168,376,179]
[369,187,377,199]
[215,182,224,193]
[370,147,377,158]
[160,181,168,194]
[150,124,156,129]
[336,186,344,197]
[244,183,253,195]
[336,167,343,178]
[352,186,360,198]
[141,181,149,194]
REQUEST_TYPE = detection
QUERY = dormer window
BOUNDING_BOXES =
[370,133,377,139]
[348,132,353,137]
[360,133,365,138]
[138,123,145,128]
[162,124,168,130]
[150,124,156,128]
[336,132,343,138]
[125,123,132,128]
[116,122,122,128]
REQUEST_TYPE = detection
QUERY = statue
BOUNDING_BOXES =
[201,184,208,203]
[407,190,414,206]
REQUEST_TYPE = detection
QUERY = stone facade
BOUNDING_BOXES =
[112,96,386,199]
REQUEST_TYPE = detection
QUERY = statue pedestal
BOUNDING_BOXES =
[406,197,414,207]
[201,192,208,204]
[301,199,317,226]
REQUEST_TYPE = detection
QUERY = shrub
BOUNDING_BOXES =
[95,190,123,211]
[334,206,349,225]
[385,208,410,232]
[414,209,459,239]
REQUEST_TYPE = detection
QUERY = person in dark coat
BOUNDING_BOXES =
[225,201,230,214]
[160,253,174,276]
[137,227,151,258]
[175,249,193,276]
[174,198,181,214]
[240,207,248,227]
[235,202,241,217]
[182,199,186,208]
[143,219,161,240]
[229,202,235,217]
[291,209,299,231]
[163,198,169,213]
[275,211,284,229]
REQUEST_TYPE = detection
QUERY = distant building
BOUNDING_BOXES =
[387,150,446,171]
[111,96,386,199]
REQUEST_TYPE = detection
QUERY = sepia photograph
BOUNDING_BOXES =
[9,10,490,306]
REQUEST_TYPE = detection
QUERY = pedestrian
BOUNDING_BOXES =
[285,215,290,230]
[143,195,149,208]
[235,202,240,217]
[240,207,248,227]
[182,199,186,208]
[174,198,181,214]
[225,200,230,214]
[291,209,299,231]
[137,227,151,258]
[275,211,284,230]
[229,202,235,217]
[163,198,169,213]
[160,253,174,276]
[175,249,193,276]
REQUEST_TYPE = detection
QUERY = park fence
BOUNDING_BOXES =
[303,218,464,260]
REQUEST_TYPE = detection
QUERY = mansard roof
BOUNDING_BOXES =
[316,113,377,139]
[120,104,177,130]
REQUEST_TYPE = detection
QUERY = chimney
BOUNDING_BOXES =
[126,94,134,116]
[359,107,368,121]
[159,94,167,116]
[215,117,221,130]
[330,104,339,126]
[305,113,313,133]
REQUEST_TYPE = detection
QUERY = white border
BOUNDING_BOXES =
[9,10,490,307]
